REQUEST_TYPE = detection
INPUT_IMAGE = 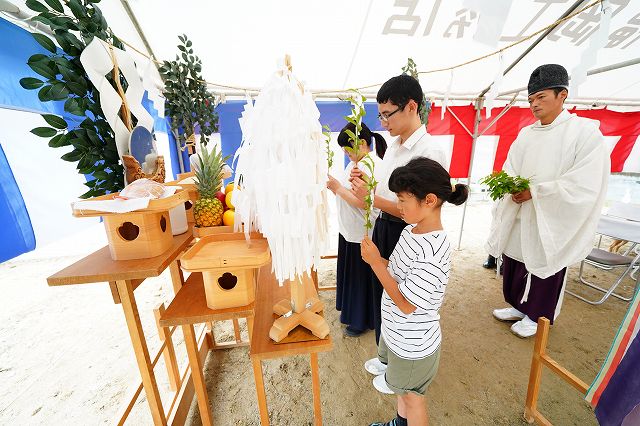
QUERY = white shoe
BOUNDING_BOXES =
[373,374,394,394]
[493,307,525,322]
[364,357,387,375]
[511,316,538,338]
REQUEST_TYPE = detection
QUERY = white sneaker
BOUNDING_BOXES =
[511,316,538,338]
[364,357,387,375]
[373,374,394,394]
[493,307,525,322]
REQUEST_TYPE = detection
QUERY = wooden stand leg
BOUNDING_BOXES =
[310,353,322,426]
[232,318,242,343]
[252,357,269,425]
[183,324,213,426]
[247,316,254,341]
[109,281,121,304]
[524,318,550,424]
[116,280,167,426]
[154,304,180,391]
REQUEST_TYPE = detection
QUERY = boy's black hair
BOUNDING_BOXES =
[376,74,423,115]
[337,122,387,159]
[388,157,468,206]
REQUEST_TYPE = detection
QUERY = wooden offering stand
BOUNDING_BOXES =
[72,189,189,260]
[270,273,330,342]
[180,232,270,310]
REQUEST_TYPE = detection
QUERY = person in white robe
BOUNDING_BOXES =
[486,64,610,338]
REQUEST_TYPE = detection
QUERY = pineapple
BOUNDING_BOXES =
[193,144,229,227]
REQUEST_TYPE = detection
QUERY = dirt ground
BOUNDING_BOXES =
[0,201,635,425]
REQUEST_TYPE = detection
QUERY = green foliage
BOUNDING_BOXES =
[322,124,334,168]
[342,89,367,161]
[480,171,531,201]
[401,58,431,126]
[20,0,125,198]
[158,35,218,150]
[360,155,378,232]
[194,143,230,199]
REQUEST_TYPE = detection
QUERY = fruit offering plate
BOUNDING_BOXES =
[180,233,270,271]
[192,225,235,238]
[71,188,190,217]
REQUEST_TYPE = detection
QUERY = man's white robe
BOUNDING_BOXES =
[486,109,610,312]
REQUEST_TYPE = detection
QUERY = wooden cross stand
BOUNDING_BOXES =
[269,273,330,342]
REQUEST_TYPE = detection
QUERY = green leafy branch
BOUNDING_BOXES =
[480,171,531,201]
[19,0,125,198]
[342,89,367,162]
[322,124,334,168]
[158,35,218,150]
[360,155,378,232]
[401,58,431,126]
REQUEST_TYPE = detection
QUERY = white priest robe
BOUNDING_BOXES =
[485,109,610,309]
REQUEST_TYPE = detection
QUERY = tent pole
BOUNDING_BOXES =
[172,129,186,174]
[119,0,159,63]
[478,95,518,137]
[457,97,484,250]
[479,0,588,98]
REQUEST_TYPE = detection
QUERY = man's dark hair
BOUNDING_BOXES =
[551,87,568,104]
[551,87,568,97]
[376,74,423,115]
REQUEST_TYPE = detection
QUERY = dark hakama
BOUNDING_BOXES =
[336,234,376,332]
[502,255,566,324]
[371,217,408,343]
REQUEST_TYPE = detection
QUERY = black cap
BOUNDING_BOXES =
[527,64,569,96]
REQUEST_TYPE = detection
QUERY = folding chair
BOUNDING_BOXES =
[566,203,640,305]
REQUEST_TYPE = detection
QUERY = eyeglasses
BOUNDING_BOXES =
[377,104,405,122]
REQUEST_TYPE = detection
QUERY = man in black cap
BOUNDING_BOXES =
[485,64,610,337]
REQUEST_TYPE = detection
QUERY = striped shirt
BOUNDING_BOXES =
[381,226,451,360]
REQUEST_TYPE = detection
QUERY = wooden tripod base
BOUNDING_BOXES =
[268,273,330,342]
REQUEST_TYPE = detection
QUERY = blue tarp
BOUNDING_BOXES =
[216,100,385,180]
[0,145,35,263]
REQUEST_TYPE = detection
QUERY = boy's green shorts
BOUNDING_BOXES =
[378,335,441,396]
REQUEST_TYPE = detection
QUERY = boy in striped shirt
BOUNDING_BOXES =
[361,157,468,426]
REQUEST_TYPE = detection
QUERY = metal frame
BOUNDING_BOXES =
[566,251,640,305]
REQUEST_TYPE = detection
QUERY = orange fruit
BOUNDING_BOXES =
[225,190,234,209]
[224,182,239,194]
[223,209,235,227]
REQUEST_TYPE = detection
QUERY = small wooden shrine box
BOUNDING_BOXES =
[180,233,270,310]
[72,190,189,261]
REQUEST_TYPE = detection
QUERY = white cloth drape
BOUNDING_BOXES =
[232,62,329,284]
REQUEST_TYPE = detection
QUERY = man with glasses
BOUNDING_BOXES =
[350,74,447,381]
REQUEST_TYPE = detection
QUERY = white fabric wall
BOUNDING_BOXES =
[0,108,100,247]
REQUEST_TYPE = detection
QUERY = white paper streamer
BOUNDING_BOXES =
[232,59,329,285]
[441,70,454,120]
[570,0,612,96]
[142,57,165,118]
[463,0,514,48]
[485,52,504,118]
[80,38,154,159]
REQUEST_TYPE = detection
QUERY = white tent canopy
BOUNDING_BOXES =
[71,1,640,104]
[5,0,639,104]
